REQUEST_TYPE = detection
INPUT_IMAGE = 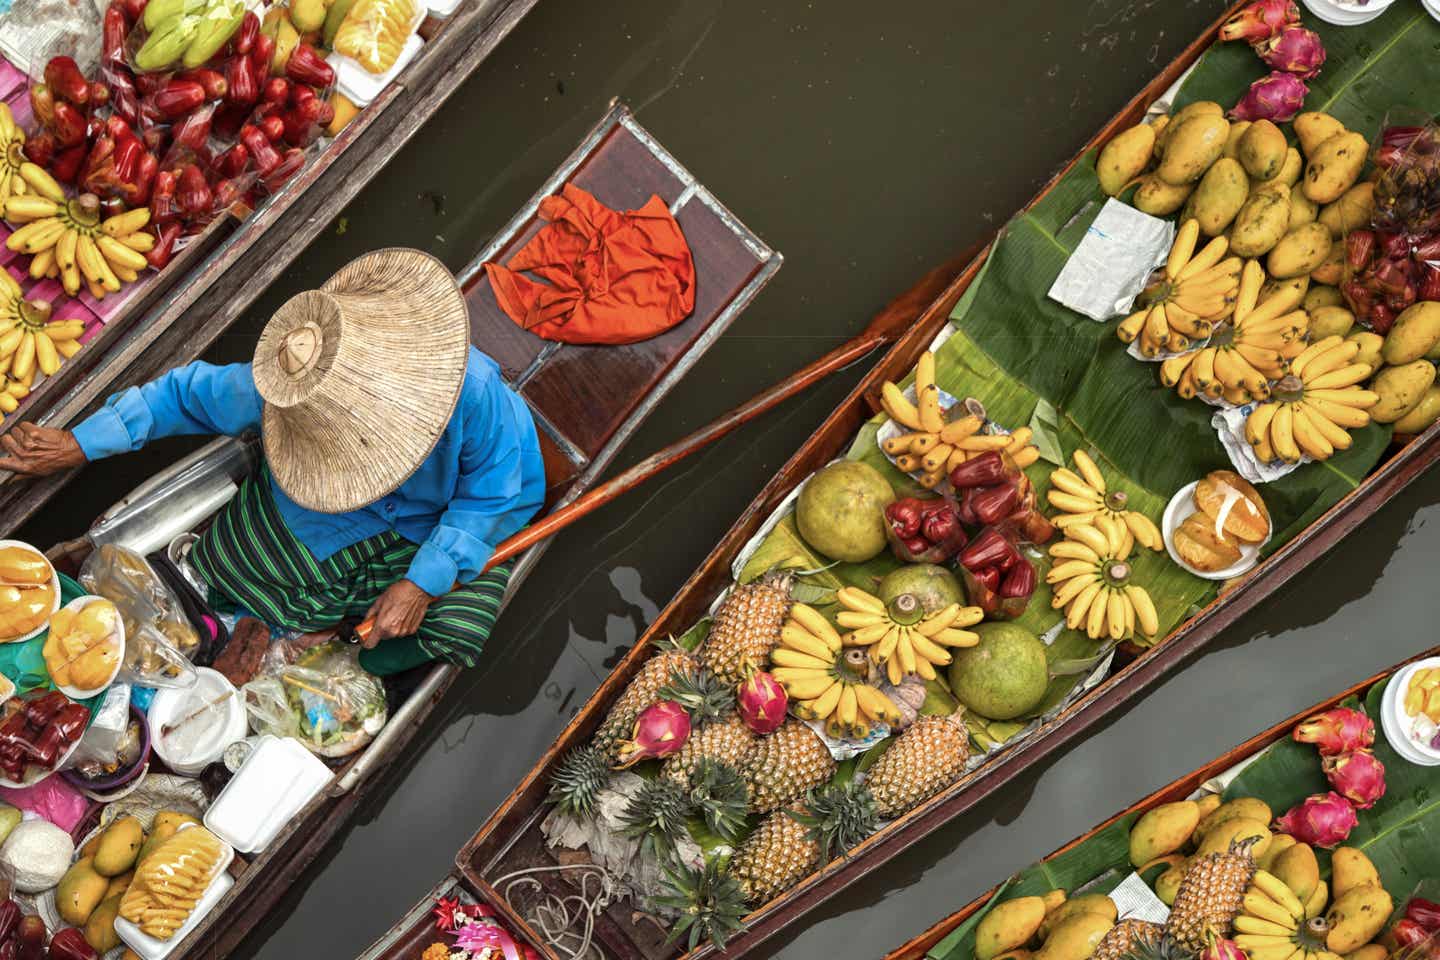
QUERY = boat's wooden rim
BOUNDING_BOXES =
[0,0,542,536]
[883,644,1438,960]
[446,2,1440,957]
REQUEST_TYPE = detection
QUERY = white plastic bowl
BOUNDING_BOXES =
[50,595,126,700]
[1381,659,1440,766]
[149,669,247,776]
[1162,481,1271,580]
[0,539,61,645]
[1301,0,1391,25]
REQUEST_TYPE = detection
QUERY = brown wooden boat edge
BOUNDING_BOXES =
[162,103,784,960]
[0,0,542,537]
[883,645,1439,960]
[449,2,1440,956]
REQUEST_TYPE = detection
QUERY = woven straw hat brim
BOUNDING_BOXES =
[254,248,470,514]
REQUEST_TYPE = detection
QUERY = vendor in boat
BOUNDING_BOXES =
[0,249,546,675]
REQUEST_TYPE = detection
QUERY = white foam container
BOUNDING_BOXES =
[51,595,126,700]
[1162,481,1271,580]
[0,539,61,644]
[329,34,424,108]
[203,735,333,853]
[114,825,235,960]
[1301,0,1393,25]
[1381,659,1440,766]
[1423,0,1440,22]
[149,669,247,776]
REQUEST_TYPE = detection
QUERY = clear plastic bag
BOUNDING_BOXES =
[81,544,200,659]
[242,641,386,758]
[125,0,246,74]
[0,691,89,782]
[64,683,131,774]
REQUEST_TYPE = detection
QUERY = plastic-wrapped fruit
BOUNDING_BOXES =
[1192,470,1270,543]
[1172,512,1242,572]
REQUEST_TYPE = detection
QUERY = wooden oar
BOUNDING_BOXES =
[351,288,932,641]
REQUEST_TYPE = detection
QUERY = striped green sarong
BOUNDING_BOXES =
[191,472,512,675]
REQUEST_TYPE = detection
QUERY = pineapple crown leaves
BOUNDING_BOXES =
[785,781,878,865]
[547,744,611,818]
[618,777,694,857]
[686,757,751,843]
[653,855,748,953]
[659,667,736,726]
[1123,925,1187,960]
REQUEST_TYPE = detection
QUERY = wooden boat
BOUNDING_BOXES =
[40,101,780,960]
[366,3,1440,958]
[0,0,543,534]
[884,645,1440,960]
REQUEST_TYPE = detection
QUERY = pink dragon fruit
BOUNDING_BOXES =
[1230,71,1310,122]
[737,671,788,735]
[1219,0,1302,43]
[1274,791,1360,848]
[1201,936,1248,960]
[614,700,691,767]
[1323,749,1387,809]
[1293,706,1376,755]
[1255,26,1326,80]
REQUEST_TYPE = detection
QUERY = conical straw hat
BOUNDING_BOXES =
[253,248,470,513]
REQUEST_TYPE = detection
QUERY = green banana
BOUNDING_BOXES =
[183,0,245,68]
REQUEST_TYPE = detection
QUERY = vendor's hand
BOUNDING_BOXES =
[364,579,432,645]
[0,424,86,477]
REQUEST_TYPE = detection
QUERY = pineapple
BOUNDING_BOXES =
[744,719,836,814]
[547,744,611,818]
[618,776,692,857]
[659,668,735,727]
[654,857,747,953]
[1164,841,1259,954]
[592,645,696,763]
[1092,920,1172,960]
[662,714,756,786]
[728,782,877,905]
[686,758,751,842]
[863,712,970,819]
[698,572,792,685]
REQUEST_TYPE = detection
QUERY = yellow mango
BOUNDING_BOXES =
[1191,158,1249,236]
[1319,182,1376,239]
[1155,863,1186,906]
[1041,889,1067,914]
[1330,847,1381,899]
[1305,285,1344,313]
[1257,833,1297,871]
[1197,797,1273,839]
[1196,817,1270,859]
[1042,893,1117,939]
[1129,801,1201,866]
[1304,132,1370,205]
[976,896,1048,960]
[1392,384,1440,434]
[1239,120,1288,181]
[1098,124,1157,197]
[1371,360,1437,424]
[1134,175,1195,216]
[1230,182,1291,257]
[94,815,144,877]
[1383,301,1440,366]
[1347,331,1385,376]
[1223,121,1252,160]
[1306,880,1329,920]
[1267,222,1333,280]
[1272,842,1320,902]
[1309,305,1356,341]
[1346,945,1389,960]
[1311,242,1346,286]
[1158,114,1231,186]
[1289,189,1319,229]
[56,858,109,926]
[1034,914,1114,960]
[85,894,123,954]
[1326,885,1393,954]
[1295,112,1347,158]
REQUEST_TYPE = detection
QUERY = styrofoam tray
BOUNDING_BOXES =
[1162,481,1271,580]
[329,33,423,108]
[51,595,126,700]
[0,539,61,644]
[203,735,332,853]
[114,825,234,960]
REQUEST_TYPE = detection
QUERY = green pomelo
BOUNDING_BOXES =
[878,564,963,616]
[948,622,1048,720]
[795,461,895,563]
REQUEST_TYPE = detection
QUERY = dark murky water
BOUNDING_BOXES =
[20,0,1440,957]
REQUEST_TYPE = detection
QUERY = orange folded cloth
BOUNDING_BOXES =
[485,183,696,345]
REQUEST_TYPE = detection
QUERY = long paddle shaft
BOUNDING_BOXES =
[351,307,918,641]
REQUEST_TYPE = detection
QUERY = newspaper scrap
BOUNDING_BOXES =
[1048,198,1175,322]
[1109,870,1171,924]
[0,0,105,77]
[1212,402,1307,484]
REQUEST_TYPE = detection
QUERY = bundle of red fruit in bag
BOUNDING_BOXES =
[1390,896,1440,957]
[1343,116,1440,334]
[0,692,88,782]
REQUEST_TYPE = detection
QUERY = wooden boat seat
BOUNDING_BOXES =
[458,111,774,510]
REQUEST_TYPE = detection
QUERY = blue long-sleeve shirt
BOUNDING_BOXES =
[71,348,546,597]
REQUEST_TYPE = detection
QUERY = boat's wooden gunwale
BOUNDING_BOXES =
[451,1,1440,956]
[884,645,1438,960]
[0,0,541,537]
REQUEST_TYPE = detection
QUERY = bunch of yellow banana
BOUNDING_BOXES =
[0,105,27,200]
[0,274,83,386]
[0,368,34,415]
[1045,449,1163,552]
[4,187,154,300]
[880,351,1039,489]
[1233,869,1338,960]
[833,586,982,685]
[1243,335,1377,465]
[1047,515,1160,641]
[771,602,904,739]
[1117,220,1243,358]
[1159,261,1311,404]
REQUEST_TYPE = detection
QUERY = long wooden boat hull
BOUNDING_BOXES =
[884,644,1440,960]
[0,0,542,536]
[42,102,779,960]
[428,3,1440,958]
